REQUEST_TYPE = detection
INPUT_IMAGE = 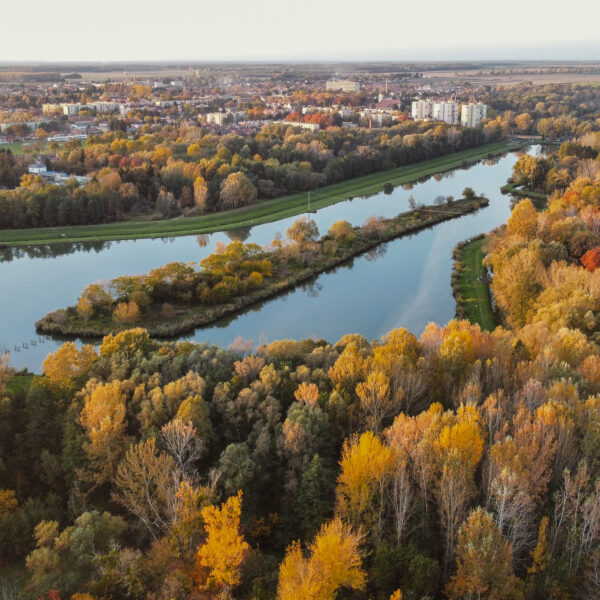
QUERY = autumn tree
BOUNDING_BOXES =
[193,175,208,211]
[355,371,400,433]
[581,246,600,272]
[445,508,517,600]
[42,342,97,388]
[219,172,257,209]
[277,517,365,600]
[336,432,394,539]
[506,198,538,239]
[514,112,533,132]
[328,220,355,242]
[113,438,179,539]
[80,380,128,485]
[195,491,249,598]
[113,301,141,324]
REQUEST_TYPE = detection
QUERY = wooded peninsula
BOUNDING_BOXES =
[36,194,488,338]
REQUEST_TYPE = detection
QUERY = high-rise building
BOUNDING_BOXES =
[326,80,360,92]
[411,99,433,120]
[461,103,488,128]
[433,101,459,124]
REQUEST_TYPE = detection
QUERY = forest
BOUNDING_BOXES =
[3,85,600,600]
[2,132,600,599]
[0,120,490,230]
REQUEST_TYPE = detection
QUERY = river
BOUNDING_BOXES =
[0,145,542,371]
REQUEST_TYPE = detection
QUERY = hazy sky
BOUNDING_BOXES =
[3,0,600,62]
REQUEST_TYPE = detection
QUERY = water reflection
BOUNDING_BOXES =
[1,146,541,371]
[0,240,112,262]
[226,226,252,242]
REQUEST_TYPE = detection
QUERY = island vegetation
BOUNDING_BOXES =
[36,193,488,338]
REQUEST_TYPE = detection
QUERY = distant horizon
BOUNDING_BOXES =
[3,0,599,64]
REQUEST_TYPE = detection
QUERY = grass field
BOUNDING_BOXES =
[0,140,517,247]
[4,374,34,394]
[501,181,548,201]
[455,237,496,331]
[0,138,88,156]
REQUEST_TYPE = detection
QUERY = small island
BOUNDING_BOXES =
[36,193,488,338]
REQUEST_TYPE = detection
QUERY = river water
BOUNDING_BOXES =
[0,146,541,371]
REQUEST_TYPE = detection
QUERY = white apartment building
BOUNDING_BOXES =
[61,103,81,116]
[326,80,360,92]
[205,112,227,126]
[461,103,488,128]
[411,99,433,120]
[433,101,459,124]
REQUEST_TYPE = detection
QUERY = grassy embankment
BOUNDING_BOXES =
[501,180,548,201]
[37,196,489,338]
[451,235,496,331]
[1,140,516,247]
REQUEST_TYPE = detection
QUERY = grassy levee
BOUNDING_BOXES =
[500,180,548,201]
[451,235,496,331]
[0,141,516,247]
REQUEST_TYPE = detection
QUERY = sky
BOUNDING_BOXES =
[2,0,600,63]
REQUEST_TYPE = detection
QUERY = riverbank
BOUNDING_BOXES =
[37,196,489,338]
[501,180,548,201]
[451,235,496,331]
[1,140,517,247]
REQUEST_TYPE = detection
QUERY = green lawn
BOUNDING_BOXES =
[0,141,26,155]
[501,181,548,201]
[0,138,88,156]
[4,373,34,395]
[0,141,517,247]
[456,238,496,331]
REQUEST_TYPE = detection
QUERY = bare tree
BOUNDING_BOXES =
[161,419,204,479]
[113,438,182,539]
[389,453,413,543]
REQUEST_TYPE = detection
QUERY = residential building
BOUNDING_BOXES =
[277,121,320,132]
[61,103,81,116]
[411,99,433,120]
[205,112,228,125]
[326,80,360,92]
[28,163,47,175]
[461,102,488,128]
[433,101,459,124]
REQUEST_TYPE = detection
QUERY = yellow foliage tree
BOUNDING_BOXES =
[277,518,365,600]
[42,342,97,388]
[80,380,128,484]
[113,301,141,324]
[0,489,18,516]
[336,432,394,536]
[294,381,320,407]
[99,328,157,358]
[76,296,95,319]
[435,404,484,470]
[507,198,538,239]
[196,490,249,597]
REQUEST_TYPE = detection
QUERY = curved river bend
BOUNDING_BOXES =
[1,146,541,371]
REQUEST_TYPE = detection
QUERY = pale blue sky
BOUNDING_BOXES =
[2,0,599,62]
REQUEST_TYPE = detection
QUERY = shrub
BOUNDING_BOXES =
[113,301,141,324]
